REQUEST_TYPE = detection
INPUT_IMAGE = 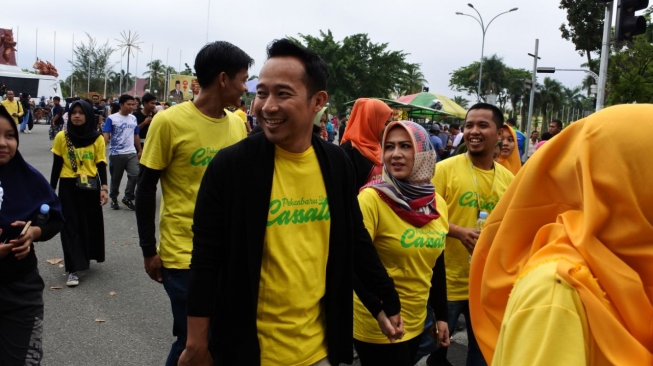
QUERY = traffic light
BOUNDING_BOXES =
[615,0,649,42]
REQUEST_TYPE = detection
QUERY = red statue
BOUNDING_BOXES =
[1,29,17,64]
[33,58,59,78]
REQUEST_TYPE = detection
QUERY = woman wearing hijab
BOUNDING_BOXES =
[469,104,653,365]
[497,125,521,176]
[50,100,108,287]
[0,105,64,365]
[341,98,393,189]
[354,121,450,365]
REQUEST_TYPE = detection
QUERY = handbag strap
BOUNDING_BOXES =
[64,130,78,173]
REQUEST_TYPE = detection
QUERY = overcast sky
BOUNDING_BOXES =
[8,0,609,100]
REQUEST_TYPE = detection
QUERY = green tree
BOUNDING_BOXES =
[607,35,653,104]
[559,0,605,65]
[452,96,470,109]
[180,62,194,76]
[395,63,428,96]
[449,54,510,102]
[290,30,419,112]
[538,77,564,122]
[69,33,115,97]
[144,59,166,98]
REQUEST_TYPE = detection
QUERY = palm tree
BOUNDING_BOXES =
[144,59,166,96]
[479,55,509,99]
[538,77,564,122]
[452,96,470,109]
[395,64,428,96]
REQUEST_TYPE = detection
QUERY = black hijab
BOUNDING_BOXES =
[0,105,63,243]
[66,100,101,148]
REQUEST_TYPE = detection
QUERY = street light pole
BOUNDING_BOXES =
[456,4,518,102]
[525,39,540,162]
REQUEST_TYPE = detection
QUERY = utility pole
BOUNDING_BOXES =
[524,39,540,162]
[596,2,613,111]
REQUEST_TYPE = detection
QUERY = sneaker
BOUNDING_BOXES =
[110,199,120,210]
[27,130,32,134]
[66,272,79,287]
[122,198,135,210]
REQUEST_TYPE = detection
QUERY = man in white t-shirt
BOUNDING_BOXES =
[449,123,463,154]
[103,94,142,210]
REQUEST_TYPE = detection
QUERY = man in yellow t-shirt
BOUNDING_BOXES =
[181,39,403,366]
[0,90,23,124]
[134,41,253,366]
[428,103,514,366]
[234,99,252,134]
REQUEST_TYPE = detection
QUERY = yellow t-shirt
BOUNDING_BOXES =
[51,133,107,178]
[234,109,247,124]
[140,103,246,269]
[354,188,448,343]
[1,99,23,124]
[493,261,597,365]
[257,145,329,366]
[433,154,513,300]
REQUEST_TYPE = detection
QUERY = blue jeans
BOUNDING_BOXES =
[161,267,190,366]
[429,300,487,366]
[20,110,30,132]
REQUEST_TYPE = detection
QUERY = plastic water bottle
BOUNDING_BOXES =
[470,211,489,263]
[36,204,50,226]
[476,211,489,231]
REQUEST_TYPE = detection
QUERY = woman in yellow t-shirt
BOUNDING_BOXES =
[50,101,109,287]
[469,105,653,365]
[354,121,450,366]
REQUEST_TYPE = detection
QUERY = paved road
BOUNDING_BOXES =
[18,124,468,366]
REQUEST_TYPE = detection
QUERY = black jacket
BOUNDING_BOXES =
[188,132,400,365]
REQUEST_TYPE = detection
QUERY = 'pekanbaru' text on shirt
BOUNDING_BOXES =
[432,154,514,301]
[257,145,330,366]
[354,188,449,343]
[139,104,246,269]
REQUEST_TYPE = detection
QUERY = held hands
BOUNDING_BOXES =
[430,320,451,348]
[455,227,480,255]
[144,254,163,283]
[376,310,405,343]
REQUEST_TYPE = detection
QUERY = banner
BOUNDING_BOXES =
[167,74,199,102]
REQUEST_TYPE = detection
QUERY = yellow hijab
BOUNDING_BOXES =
[497,125,521,176]
[469,104,653,365]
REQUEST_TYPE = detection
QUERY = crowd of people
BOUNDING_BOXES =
[0,37,651,366]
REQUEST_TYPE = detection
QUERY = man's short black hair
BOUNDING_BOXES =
[266,38,328,98]
[506,118,517,126]
[194,41,254,88]
[551,119,563,129]
[240,99,246,107]
[450,123,460,130]
[466,103,504,129]
[53,96,61,101]
[119,94,135,105]
[101,99,106,103]
[142,93,156,104]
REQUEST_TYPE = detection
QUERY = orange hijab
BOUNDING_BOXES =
[497,125,521,176]
[341,98,392,166]
[470,104,653,365]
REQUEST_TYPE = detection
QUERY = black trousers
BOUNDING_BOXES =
[0,268,44,366]
[354,335,423,366]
